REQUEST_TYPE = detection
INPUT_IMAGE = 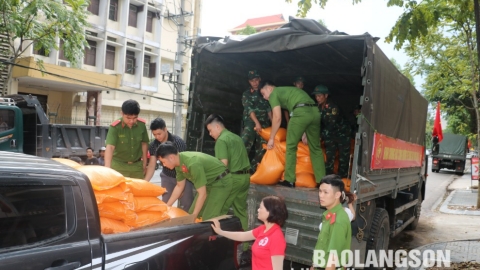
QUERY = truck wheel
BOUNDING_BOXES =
[406,193,422,230]
[366,208,390,270]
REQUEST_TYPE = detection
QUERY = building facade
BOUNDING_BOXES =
[7,0,200,137]
[229,14,287,35]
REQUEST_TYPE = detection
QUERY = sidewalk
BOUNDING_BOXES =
[396,171,480,269]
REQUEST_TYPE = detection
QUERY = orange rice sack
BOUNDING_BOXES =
[250,146,284,185]
[77,165,127,191]
[257,127,287,142]
[125,178,167,197]
[134,197,168,212]
[98,201,136,223]
[166,206,189,218]
[94,187,133,204]
[296,156,314,174]
[125,211,170,228]
[52,158,82,169]
[295,172,316,188]
[297,143,310,157]
[100,217,130,234]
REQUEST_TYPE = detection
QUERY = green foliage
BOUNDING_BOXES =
[402,1,478,139]
[236,25,257,35]
[0,0,90,67]
[318,18,327,27]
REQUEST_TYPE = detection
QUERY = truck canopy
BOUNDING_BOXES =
[188,17,427,172]
[437,133,468,156]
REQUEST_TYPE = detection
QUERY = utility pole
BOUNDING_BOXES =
[163,0,193,136]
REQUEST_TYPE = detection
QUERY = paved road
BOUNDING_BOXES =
[389,158,480,251]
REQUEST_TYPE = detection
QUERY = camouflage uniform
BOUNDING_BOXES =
[320,100,351,177]
[241,72,271,172]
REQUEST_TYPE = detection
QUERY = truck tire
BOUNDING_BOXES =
[366,208,390,270]
[406,193,422,230]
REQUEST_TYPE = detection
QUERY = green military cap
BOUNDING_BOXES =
[294,76,306,82]
[248,70,260,79]
[311,84,329,95]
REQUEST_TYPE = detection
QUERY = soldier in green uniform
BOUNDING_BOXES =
[241,70,272,173]
[105,99,149,178]
[312,85,351,177]
[205,114,250,248]
[156,142,233,220]
[312,175,351,270]
[259,80,326,188]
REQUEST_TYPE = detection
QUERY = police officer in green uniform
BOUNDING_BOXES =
[312,85,351,177]
[259,80,326,187]
[156,142,233,220]
[241,70,272,173]
[205,114,250,241]
[313,175,351,270]
[105,99,149,178]
[283,76,307,126]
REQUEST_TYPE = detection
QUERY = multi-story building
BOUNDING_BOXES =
[7,0,200,137]
[229,14,287,35]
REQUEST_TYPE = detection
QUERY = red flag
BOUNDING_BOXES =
[432,102,443,143]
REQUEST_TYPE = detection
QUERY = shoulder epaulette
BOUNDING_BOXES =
[137,117,147,123]
[111,119,121,127]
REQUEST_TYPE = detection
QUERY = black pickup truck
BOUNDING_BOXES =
[0,151,241,270]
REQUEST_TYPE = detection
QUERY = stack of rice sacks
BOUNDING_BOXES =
[53,159,190,234]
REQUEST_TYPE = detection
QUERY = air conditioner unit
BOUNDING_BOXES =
[58,60,71,67]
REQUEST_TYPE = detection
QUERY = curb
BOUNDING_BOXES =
[439,190,480,216]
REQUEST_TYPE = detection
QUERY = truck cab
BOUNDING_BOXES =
[0,98,23,153]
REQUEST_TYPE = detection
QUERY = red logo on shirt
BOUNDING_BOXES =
[258,237,269,246]
[326,212,336,225]
[181,165,188,173]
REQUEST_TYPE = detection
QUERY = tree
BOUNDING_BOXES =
[236,25,257,35]
[0,0,90,93]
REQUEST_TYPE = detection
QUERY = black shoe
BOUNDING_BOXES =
[315,182,321,189]
[278,180,295,188]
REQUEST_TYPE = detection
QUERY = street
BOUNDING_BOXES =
[389,157,480,251]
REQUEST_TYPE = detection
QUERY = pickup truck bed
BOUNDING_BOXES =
[0,152,241,270]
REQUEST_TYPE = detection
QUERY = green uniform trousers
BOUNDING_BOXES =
[285,107,326,183]
[221,174,249,229]
[324,137,351,178]
[189,174,233,220]
[111,159,144,179]
[241,124,267,172]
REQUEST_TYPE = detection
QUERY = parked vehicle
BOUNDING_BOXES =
[431,133,468,175]
[0,151,241,270]
[0,94,108,158]
[186,18,428,268]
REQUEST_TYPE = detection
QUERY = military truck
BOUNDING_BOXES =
[186,18,428,268]
[0,94,108,158]
[431,133,468,175]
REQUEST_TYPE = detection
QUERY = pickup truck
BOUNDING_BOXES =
[186,18,428,268]
[0,94,108,158]
[0,151,242,270]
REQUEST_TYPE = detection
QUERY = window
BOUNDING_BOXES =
[109,0,118,21]
[0,185,66,249]
[84,40,97,66]
[58,40,67,60]
[87,0,99,15]
[143,55,156,78]
[33,44,49,57]
[128,5,138,27]
[146,11,154,33]
[105,45,116,70]
[125,51,136,74]
[143,55,150,77]
[0,109,14,132]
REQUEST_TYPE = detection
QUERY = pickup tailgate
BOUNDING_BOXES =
[100,217,242,270]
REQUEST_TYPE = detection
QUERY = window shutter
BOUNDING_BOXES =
[149,62,156,78]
